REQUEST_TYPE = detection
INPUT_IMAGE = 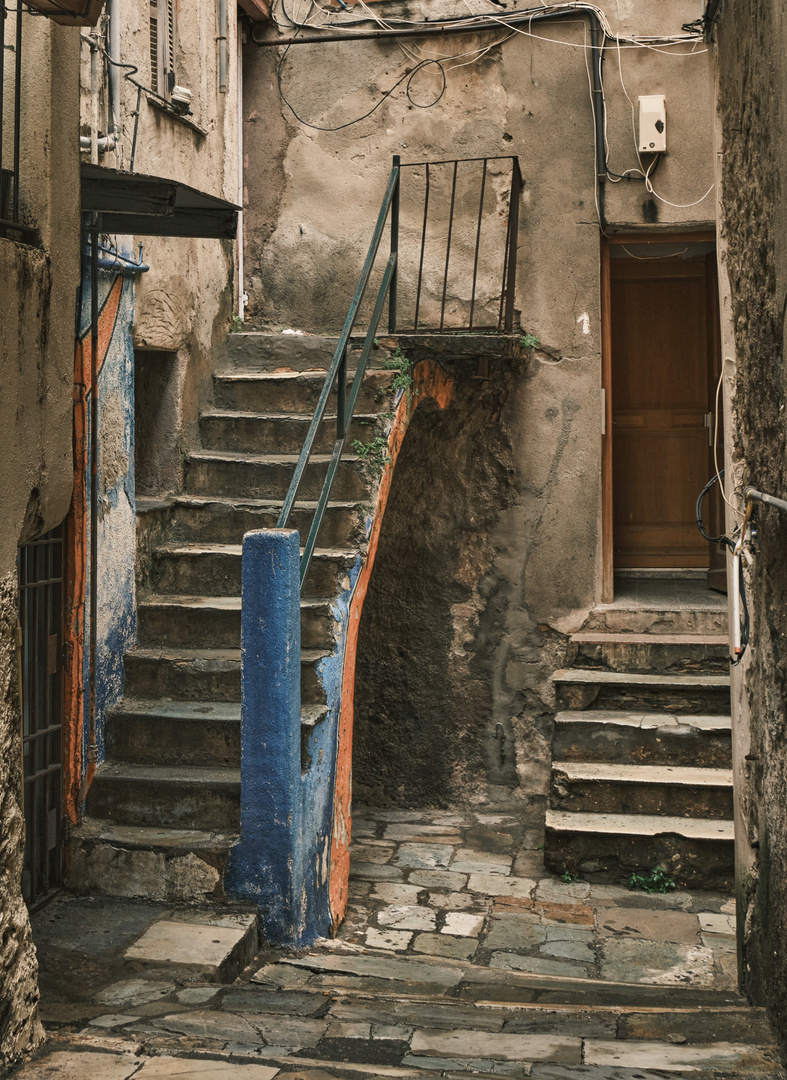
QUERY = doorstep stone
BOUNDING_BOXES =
[585,1039,781,1071]
[596,908,701,944]
[124,915,257,982]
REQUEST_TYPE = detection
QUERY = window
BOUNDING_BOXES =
[149,0,176,100]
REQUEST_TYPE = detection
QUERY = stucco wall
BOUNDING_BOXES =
[711,0,787,1045]
[0,12,80,1069]
[79,3,239,474]
[244,2,715,809]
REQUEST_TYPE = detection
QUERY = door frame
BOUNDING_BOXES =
[600,230,718,604]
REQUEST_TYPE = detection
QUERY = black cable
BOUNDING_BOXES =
[696,470,734,548]
[277,36,446,130]
[731,552,750,666]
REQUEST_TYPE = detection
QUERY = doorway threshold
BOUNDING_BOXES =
[608,571,727,614]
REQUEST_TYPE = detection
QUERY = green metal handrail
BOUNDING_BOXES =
[276,157,401,589]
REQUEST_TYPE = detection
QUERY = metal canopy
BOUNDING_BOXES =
[81,164,239,240]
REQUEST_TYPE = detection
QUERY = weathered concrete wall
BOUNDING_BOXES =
[0,13,80,1069]
[244,2,715,811]
[0,575,44,1071]
[711,0,787,1047]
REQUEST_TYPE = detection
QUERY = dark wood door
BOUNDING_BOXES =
[611,257,716,569]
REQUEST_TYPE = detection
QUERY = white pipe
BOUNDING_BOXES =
[108,0,120,138]
[732,551,741,656]
[237,18,244,322]
[80,134,118,153]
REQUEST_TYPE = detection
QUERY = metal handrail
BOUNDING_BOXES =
[277,153,521,589]
[277,158,402,588]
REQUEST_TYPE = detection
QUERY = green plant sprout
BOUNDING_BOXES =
[520,333,540,350]
[352,437,391,476]
[627,866,676,894]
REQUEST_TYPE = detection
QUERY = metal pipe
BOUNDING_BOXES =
[439,160,458,330]
[90,36,99,165]
[13,0,22,222]
[388,154,400,333]
[87,215,100,782]
[108,0,120,138]
[469,158,487,330]
[0,3,5,193]
[744,486,787,516]
[219,0,228,92]
[237,18,244,320]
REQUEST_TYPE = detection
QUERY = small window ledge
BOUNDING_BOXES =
[146,94,209,139]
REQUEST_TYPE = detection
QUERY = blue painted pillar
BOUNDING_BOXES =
[225,529,306,944]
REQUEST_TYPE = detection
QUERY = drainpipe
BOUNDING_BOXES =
[90,35,99,164]
[219,0,228,92]
[108,0,121,141]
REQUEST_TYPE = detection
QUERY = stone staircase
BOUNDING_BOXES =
[544,586,734,890]
[69,333,395,901]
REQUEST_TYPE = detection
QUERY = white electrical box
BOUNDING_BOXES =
[638,94,666,153]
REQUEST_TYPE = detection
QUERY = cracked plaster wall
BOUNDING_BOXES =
[243,1,714,810]
[712,0,787,1050]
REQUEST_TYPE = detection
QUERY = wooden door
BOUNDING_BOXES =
[611,257,714,568]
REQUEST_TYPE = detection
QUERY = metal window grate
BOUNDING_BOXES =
[19,525,65,908]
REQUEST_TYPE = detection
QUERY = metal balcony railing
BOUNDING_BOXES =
[277,154,522,587]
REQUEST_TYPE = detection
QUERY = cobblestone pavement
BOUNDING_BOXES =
[12,808,784,1080]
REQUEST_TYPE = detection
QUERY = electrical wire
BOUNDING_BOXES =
[277,38,446,129]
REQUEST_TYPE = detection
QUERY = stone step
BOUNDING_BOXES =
[212,368,394,413]
[86,763,241,831]
[552,710,731,768]
[137,494,362,548]
[544,810,735,891]
[104,698,328,768]
[553,669,730,715]
[581,606,727,636]
[184,449,369,502]
[549,761,734,820]
[569,633,729,675]
[123,646,329,704]
[219,331,374,372]
[144,542,355,599]
[199,409,380,454]
[136,593,335,650]
[68,819,239,902]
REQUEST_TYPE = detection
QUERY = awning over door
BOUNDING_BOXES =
[81,164,239,240]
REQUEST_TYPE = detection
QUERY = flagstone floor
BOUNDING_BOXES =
[13,806,780,1080]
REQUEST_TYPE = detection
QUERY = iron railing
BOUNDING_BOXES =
[1,1,35,243]
[19,525,65,907]
[398,155,522,333]
[277,154,521,587]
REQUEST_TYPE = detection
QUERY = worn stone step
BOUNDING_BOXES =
[104,698,328,768]
[137,593,335,650]
[569,633,729,675]
[137,495,362,548]
[144,542,355,599]
[86,763,241,831]
[68,819,239,902]
[212,368,394,413]
[199,409,380,454]
[123,646,329,704]
[105,699,241,767]
[550,761,733,820]
[544,810,735,891]
[553,669,730,715]
[553,710,731,768]
[581,606,727,636]
[219,331,376,372]
[184,450,369,502]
